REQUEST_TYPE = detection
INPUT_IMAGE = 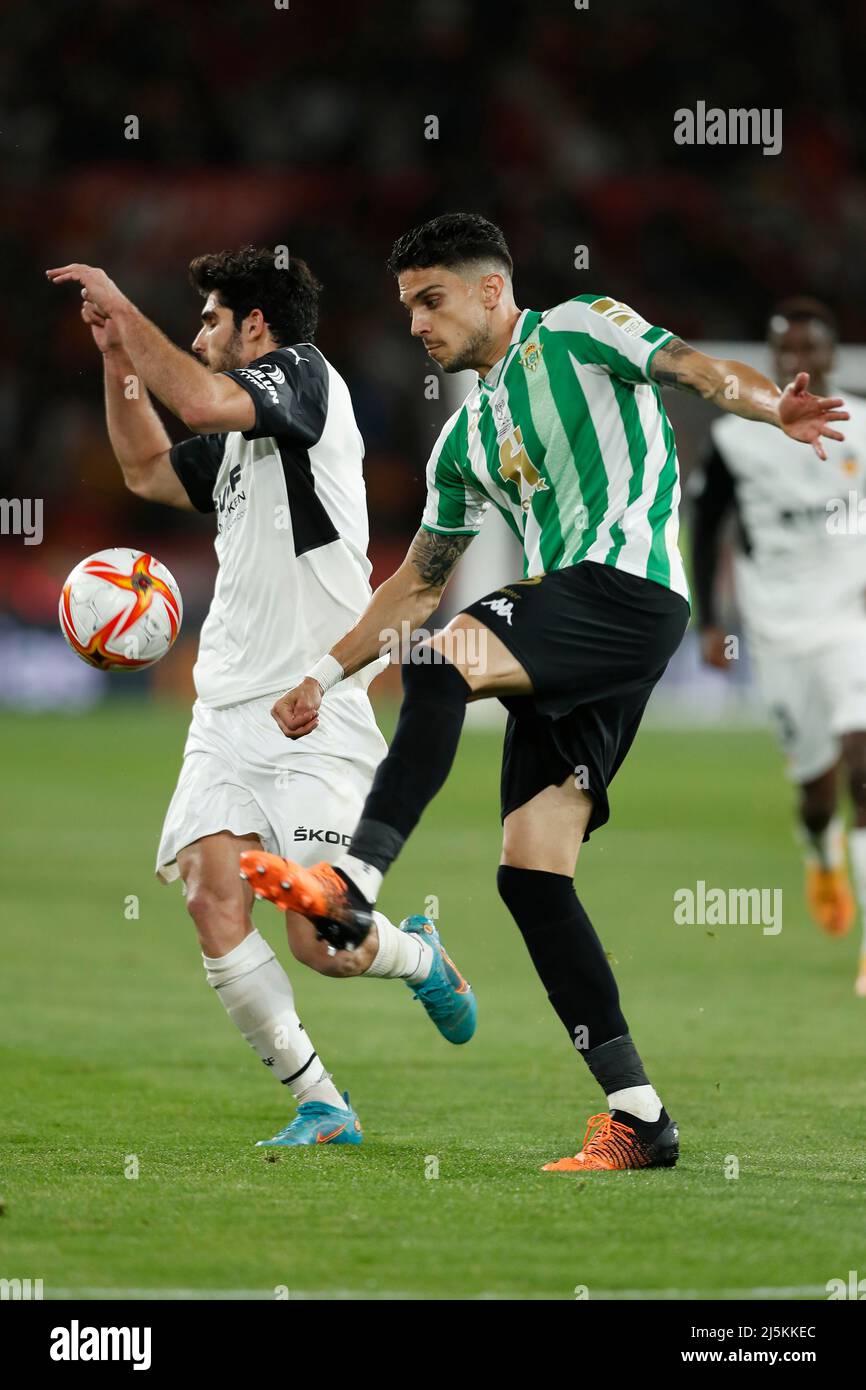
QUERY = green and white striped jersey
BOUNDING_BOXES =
[421,295,689,599]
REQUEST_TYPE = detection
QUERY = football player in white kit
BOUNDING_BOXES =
[692,299,866,994]
[46,248,477,1144]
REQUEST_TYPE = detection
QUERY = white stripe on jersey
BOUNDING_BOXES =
[572,355,635,569]
[617,384,688,598]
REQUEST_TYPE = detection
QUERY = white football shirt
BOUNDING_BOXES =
[170,344,383,707]
[703,394,866,652]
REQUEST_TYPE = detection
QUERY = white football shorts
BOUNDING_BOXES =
[156,687,388,883]
[750,622,866,782]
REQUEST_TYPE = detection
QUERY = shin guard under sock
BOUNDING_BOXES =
[497,864,628,1050]
[497,866,667,1136]
[348,658,471,874]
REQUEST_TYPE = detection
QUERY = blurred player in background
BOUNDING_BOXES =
[692,299,866,994]
[245,215,848,1172]
[47,247,476,1148]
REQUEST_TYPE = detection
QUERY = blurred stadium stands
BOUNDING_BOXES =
[2,0,865,712]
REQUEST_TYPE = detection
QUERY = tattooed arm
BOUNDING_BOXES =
[329,526,475,677]
[650,337,848,458]
[650,337,779,414]
[271,527,475,737]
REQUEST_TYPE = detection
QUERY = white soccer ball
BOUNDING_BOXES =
[58,547,183,672]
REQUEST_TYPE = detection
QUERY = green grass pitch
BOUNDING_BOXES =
[1,704,865,1300]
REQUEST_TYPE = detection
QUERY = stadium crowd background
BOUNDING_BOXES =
[2,0,865,706]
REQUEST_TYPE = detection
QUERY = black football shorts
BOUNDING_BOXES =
[462,560,690,839]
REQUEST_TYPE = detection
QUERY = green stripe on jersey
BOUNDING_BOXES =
[644,396,681,589]
[601,378,649,570]
[427,410,478,532]
[546,346,609,565]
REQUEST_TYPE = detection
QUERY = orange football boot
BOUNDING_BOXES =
[239,850,373,949]
[805,866,855,937]
[542,1111,679,1172]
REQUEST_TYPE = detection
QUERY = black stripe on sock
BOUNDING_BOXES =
[281,1051,318,1085]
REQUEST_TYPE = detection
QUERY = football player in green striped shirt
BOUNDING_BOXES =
[247,213,848,1172]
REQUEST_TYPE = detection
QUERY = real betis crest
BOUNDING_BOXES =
[520,339,543,372]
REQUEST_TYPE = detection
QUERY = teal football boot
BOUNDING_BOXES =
[401,915,477,1044]
[256,1091,362,1148]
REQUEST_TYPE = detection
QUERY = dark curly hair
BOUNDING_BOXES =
[387,213,513,278]
[188,245,321,345]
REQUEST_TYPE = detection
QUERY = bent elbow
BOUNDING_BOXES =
[179,393,223,433]
[123,472,147,499]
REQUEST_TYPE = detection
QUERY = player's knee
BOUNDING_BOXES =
[497,862,523,912]
[184,882,246,948]
[185,882,221,924]
[497,862,560,916]
[499,828,541,873]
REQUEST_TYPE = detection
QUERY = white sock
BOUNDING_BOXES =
[363,911,433,984]
[847,828,866,945]
[607,1085,663,1123]
[203,929,346,1109]
[337,853,383,906]
[802,814,845,871]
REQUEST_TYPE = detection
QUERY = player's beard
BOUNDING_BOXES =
[441,322,496,374]
[209,327,245,373]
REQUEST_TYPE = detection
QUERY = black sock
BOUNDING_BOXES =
[332,867,372,912]
[583,1032,651,1091]
[347,658,470,874]
[496,868,668,1133]
[609,1108,671,1142]
[497,865,629,1051]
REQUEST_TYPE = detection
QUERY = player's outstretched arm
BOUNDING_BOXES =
[46,262,255,433]
[650,337,849,460]
[271,528,475,738]
[84,302,193,510]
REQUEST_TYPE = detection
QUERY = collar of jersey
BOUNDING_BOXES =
[477,308,543,394]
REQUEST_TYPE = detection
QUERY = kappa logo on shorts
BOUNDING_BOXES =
[293,828,352,846]
[479,596,514,627]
